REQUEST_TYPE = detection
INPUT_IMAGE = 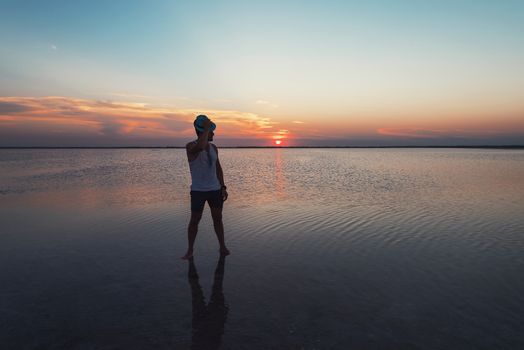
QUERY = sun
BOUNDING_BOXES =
[275,140,282,146]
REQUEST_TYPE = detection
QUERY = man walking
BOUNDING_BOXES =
[182,115,230,260]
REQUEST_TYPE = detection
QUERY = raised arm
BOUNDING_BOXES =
[186,119,212,161]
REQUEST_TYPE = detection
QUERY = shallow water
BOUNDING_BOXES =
[1,148,523,349]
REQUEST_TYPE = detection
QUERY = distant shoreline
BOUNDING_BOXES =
[1,146,523,149]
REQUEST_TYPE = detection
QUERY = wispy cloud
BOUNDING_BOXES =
[214,98,233,103]
[272,129,290,139]
[255,100,279,109]
[0,96,279,145]
[2,97,520,146]
[109,92,156,100]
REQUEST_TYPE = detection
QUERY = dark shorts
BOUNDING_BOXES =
[190,190,223,212]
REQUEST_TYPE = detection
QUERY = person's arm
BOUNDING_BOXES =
[186,119,212,161]
[214,146,228,201]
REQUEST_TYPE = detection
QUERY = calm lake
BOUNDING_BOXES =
[1,148,523,349]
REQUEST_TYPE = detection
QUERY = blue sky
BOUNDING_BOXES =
[1,0,523,146]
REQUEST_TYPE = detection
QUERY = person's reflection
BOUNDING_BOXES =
[188,256,228,350]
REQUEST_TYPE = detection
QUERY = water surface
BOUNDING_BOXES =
[1,148,523,349]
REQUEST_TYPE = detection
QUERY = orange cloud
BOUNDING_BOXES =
[273,129,290,140]
[0,96,279,141]
[1,96,522,146]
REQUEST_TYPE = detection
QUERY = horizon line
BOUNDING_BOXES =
[1,145,523,149]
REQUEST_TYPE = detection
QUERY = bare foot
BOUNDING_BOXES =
[219,247,230,256]
[181,251,193,260]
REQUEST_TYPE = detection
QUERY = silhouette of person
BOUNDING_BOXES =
[187,256,229,350]
[182,115,230,260]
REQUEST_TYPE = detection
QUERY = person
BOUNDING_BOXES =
[182,115,230,260]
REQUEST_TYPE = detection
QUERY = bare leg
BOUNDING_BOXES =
[182,211,202,260]
[210,207,230,255]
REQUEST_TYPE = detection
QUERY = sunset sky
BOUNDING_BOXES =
[1,0,523,146]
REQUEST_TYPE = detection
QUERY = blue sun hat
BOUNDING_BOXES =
[194,114,216,132]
